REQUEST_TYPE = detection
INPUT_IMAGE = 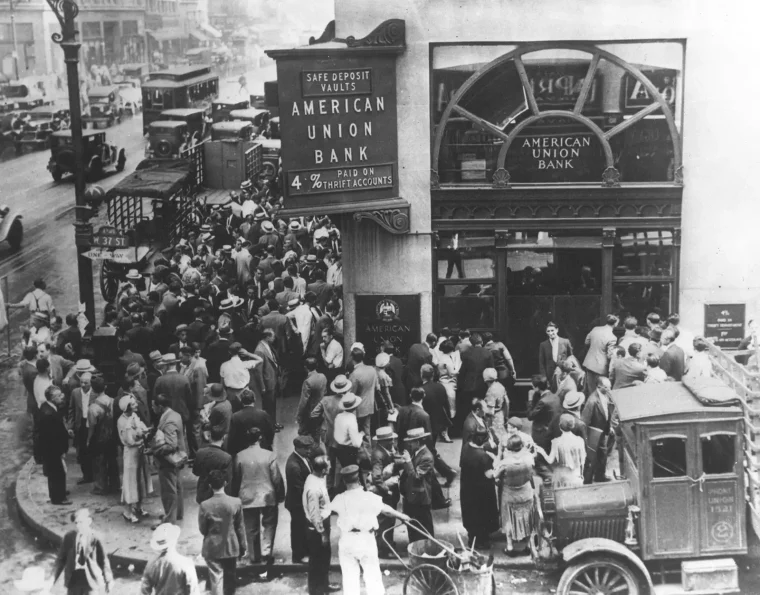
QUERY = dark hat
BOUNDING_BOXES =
[293,436,315,449]
[340,464,360,477]
[125,362,142,377]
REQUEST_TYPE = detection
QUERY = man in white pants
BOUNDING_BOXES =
[330,465,410,595]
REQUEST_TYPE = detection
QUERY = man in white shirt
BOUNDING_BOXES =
[326,256,343,288]
[287,297,312,354]
[320,328,343,382]
[9,278,55,322]
[668,313,695,359]
[219,343,262,405]
[27,312,53,348]
[69,371,94,484]
[331,465,409,595]
[333,393,364,489]
[303,455,340,594]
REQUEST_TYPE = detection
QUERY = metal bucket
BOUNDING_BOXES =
[447,559,495,595]
[407,539,454,570]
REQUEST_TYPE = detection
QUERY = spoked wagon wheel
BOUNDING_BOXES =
[557,556,640,595]
[100,260,122,303]
[403,564,458,595]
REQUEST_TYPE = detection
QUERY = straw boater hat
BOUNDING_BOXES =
[330,375,352,394]
[483,368,498,382]
[160,353,178,365]
[306,254,318,263]
[339,393,362,411]
[287,297,300,310]
[219,296,244,310]
[222,244,233,253]
[200,232,214,243]
[75,359,96,374]
[563,391,585,411]
[261,220,275,233]
[241,180,252,190]
[404,427,431,442]
[199,224,212,234]
[150,523,181,552]
[374,426,397,441]
[13,566,53,592]
[126,269,141,281]
[375,352,390,369]
[288,220,302,232]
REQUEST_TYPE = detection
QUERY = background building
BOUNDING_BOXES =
[76,0,147,72]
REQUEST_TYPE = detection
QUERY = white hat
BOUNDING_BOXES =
[126,269,141,281]
[14,566,54,592]
[375,352,390,368]
[219,296,244,310]
[150,523,181,551]
[483,368,498,382]
[350,342,365,353]
[261,220,275,233]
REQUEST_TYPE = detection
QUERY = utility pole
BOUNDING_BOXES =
[46,0,96,332]
[9,0,19,80]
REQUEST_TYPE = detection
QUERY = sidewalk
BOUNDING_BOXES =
[16,394,535,574]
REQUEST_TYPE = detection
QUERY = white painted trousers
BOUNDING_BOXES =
[338,532,385,595]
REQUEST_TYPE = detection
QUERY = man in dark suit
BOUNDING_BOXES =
[150,393,187,525]
[19,346,40,462]
[68,371,94,484]
[404,336,434,393]
[539,322,574,391]
[456,332,494,431]
[371,426,404,558]
[610,343,647,389]
[227,389,275,455]
[198,469,247,595]
[396,387,433,445]
[153,353,194,450]
[285,435,314,564]
[381,341,407,407]
[39,385,71,505]
[400,427,436,543]
[297,358,327,438]
[306,269,334,311]
[193,426,232,504]
[204,326,234,383]
[53,508,113,593]
[168,324,191,357]
[125,312,155,360]
[56,313,82,359]
[528,379,562,482]
[659,328,686,380]
[260,300,291,361]
[420,365,456,486]
[253,328,280,427]
[582,377,619,484]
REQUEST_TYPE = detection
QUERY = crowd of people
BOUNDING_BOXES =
[10,173,728,595]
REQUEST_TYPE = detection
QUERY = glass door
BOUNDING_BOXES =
[503,231,602,379]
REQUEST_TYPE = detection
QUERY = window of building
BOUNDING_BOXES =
[652,436,688,478]
[82,22,102,40]
[122,21,139,37]
[701,433,736,475]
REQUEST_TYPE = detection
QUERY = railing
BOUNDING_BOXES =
[179,141,205,189]
[244,142,263,182]
[707,341,760,540]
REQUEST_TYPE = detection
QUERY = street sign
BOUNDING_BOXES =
[83,247,132,263]
[705,303,746,349]
[91,226,128,249]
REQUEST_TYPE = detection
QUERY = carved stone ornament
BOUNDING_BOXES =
[674,165,684,185]
[492,168,510,189]
[430,170,440,190]
[309,20,336,45]
[346,19,406,48]
[602,167,621,188]
[353,207,410,234]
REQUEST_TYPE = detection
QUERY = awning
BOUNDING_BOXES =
[189,30,210,43]
[146,28,185,42]
[279,197,410,235]
[200,23,222,38]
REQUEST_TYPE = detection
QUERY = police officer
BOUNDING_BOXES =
[331,465,410,595]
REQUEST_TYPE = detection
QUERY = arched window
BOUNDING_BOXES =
[431,42,682,188]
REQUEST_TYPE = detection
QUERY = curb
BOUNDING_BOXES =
[15,456,536,575]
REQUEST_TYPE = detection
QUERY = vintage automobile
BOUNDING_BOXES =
[85,85,123,128]
[113,79,142,116]
[210,121,253,141]
[144,121,189,158]
[267,115,280,140]
[0,205,23,251]
[1,81,48,110]
[257,137,281,180]
[211,97,249,123]
[159,108,210,144]
[16,105,71,154]
[48,129,126,182]
[229,107,270,136]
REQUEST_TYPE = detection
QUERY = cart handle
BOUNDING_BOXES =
[382,518,468,566]
[381,520,410,570]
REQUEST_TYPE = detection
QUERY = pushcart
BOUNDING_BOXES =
[382,521,495,595]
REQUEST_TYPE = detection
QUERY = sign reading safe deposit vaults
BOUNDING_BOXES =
[268,43,400,208]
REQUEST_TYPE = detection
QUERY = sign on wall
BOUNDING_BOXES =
[274,54,399,208]
[355,294,420,361]
[622,66,678,115]
[704,303,746,349]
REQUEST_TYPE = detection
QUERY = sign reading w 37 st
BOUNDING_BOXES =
[271,53,400,207]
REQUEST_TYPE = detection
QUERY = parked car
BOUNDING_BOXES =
[114,79,142,116]
[48,129,126,182]
[16,105,71,154]
[145,121,189,158]
[229,107,270,136]
[257,137,281,180]
[85,86,123,128]
[159,108,211,144]
[1,81,48,110]
[211,98,249,123]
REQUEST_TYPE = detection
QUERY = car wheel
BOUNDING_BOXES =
[52,167,63,182]
[7,219,23,251]
[557,556,641,595]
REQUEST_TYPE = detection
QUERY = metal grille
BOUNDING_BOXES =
[245,143,263,181]
[565,518,626,543]
[107,195,143,234]
[180,141,205,188]
[168,191,193,246]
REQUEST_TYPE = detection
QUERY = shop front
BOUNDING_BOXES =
[430,41,683,390]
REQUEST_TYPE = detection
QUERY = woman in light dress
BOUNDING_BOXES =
[685,337,713,380]
[535,413,587,488]
[117,395,153,523]
[483,367,508,443]
[436,339,460,442]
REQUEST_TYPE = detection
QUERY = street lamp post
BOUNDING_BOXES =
[46,0,96,331]
[10,0,20,80]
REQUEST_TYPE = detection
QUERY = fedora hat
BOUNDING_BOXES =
[75,359,95,373]
[125,269,141,281]
[160,353,177,365]
[14,566,54,592]
[219,296,244,310]
[150,523,181,552]
[374,426,397,441]
[404,427,431,442]
[339,392,362,411]
[261,220,275,233]
[149,350,163,363]
[174,324,189,335]
[563,391,585,411]
[305,254,318,263]
[125,362,142,378]
[330,375,352,394]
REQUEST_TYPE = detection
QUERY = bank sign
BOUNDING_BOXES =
[274,55,399,207]
[506,130,605,183]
